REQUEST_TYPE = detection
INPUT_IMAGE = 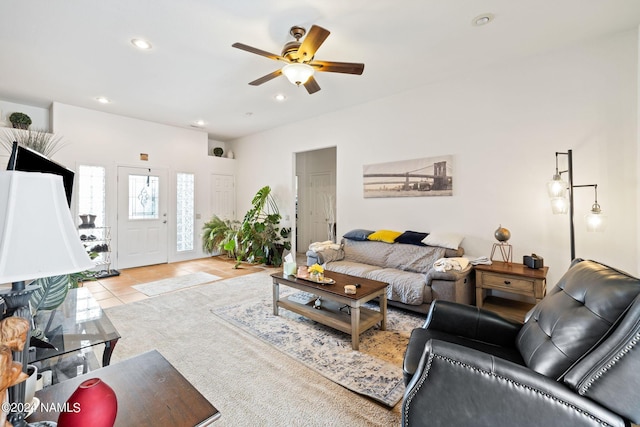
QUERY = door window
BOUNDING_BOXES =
[128,174,159,219]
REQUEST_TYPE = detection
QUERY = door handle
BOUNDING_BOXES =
[163,220,167,224]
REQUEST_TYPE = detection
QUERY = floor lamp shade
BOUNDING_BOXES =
[0,171,94,284]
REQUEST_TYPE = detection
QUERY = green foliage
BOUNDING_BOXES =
[9,112,32,129]
[30,275,71,312]
[239,186,291,266]
[201,185,292,267]
[202,215,241,258]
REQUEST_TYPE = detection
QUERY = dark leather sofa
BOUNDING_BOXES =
[402,259,640,427]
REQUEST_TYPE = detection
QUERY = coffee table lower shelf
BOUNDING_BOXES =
[271,272,388,351]
[278,296,383,336]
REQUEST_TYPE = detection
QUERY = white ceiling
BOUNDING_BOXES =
[0,0,639,142]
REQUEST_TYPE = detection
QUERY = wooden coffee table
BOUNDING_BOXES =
[271,271,388,350]
[29,350,220,426]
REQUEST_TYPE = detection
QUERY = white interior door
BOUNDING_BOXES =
[309,173,331,243]
[210,174,235,219]
[117,166,168,269]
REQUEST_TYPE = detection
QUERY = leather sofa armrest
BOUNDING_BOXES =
[402,340,625,427]
[423,300,522,347]
[562,294,640,424]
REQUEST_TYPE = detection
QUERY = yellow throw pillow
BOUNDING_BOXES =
[368,229,402,244]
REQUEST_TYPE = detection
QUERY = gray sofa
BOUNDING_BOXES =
[306,237,474,313]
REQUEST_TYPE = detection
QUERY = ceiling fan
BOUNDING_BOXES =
[232,25,365,95]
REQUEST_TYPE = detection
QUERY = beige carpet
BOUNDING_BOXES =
[106,271,412,426]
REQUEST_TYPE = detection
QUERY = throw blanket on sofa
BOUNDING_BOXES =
[433,257,469,272]
[323,240,448,305]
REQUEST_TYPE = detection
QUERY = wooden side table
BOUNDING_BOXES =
[475,261,548,323]
[29,350,221,426]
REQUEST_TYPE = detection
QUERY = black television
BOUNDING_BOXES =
[6,141,75,207]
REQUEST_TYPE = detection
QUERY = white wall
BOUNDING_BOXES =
[0,100,50,130]
[232,29,639,286]
[50,102,235,267]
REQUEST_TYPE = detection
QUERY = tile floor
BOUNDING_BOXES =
[84,256,269,309]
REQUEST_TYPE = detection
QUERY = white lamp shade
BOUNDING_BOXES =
[282,63,314,86]
[547,176,567,198]
[0,171,94,284]
[585,209,607,232]
[550,196,569,214]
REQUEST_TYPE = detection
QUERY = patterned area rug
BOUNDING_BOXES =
[212,291,424,407]
[132,271,222,296]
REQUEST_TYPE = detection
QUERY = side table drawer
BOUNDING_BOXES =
[481,273,534,294]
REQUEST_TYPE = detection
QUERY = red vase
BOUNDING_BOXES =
[58,378,118,427]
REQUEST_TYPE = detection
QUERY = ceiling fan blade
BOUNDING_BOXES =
[303,76,321,94]
[310,60,364,75]
[249,69,283,86]
[232,42,286,62]
[296,25,330,62]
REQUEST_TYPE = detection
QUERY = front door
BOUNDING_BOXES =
[117,166,168,269]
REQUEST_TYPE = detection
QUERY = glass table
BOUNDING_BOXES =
[29,287,120,384]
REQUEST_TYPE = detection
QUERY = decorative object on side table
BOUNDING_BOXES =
[490,224,512,263]
[0,317,31,426]
[57,378,117,427]
[307,263,324,282]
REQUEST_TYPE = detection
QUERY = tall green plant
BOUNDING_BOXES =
[201,186,291,267]
[240,186,291,266]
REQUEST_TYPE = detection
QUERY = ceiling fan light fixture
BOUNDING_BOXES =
[282,63,314,86]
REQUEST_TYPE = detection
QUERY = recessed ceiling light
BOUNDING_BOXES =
[472,13,494,26]
[131,38,152,50]
[95,96,111,104]
[274,94,286,102]
[193,120,205,127]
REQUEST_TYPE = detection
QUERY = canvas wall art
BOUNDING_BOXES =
[363,155,453,198]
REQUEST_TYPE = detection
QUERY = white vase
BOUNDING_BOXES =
[24,365,38,405]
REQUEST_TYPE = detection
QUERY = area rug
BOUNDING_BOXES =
[132,271,221,296]
[212,291,423,407]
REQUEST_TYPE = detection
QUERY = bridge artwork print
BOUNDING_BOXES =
[363,155,453,198]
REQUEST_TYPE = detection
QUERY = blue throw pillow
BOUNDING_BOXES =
[343,229,374,241]
[395,230,429,246]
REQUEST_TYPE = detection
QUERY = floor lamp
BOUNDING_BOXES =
[547,149,606,261]
[0,171,94,426]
